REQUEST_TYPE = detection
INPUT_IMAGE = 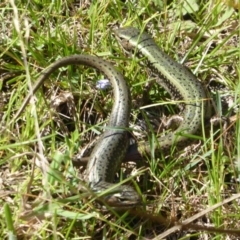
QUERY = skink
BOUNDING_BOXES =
[114,27,210,156]
[11,55,141,207]
[11,27,210,208]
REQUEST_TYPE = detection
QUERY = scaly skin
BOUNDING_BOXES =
[11,27,211,207]
[11,55,141,208]
[114,27,210,155]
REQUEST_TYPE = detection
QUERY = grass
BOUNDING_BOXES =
[1,0,240,239]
